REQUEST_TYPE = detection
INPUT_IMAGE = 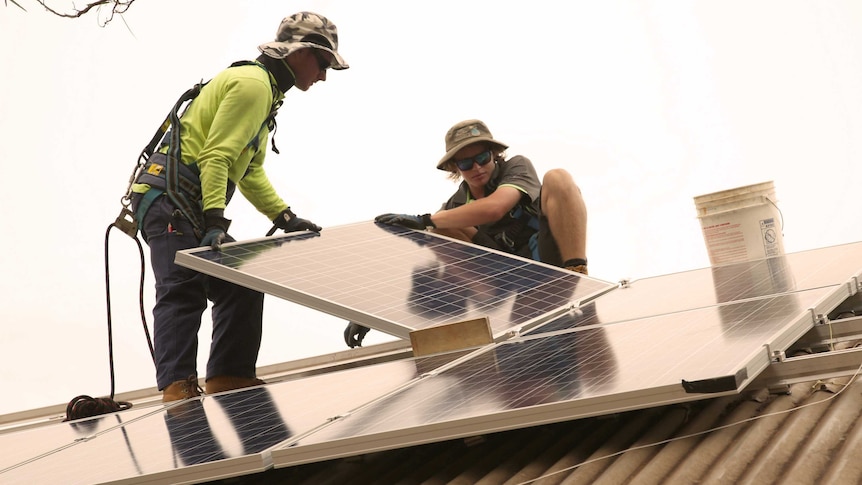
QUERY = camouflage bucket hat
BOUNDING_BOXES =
[258,11,349,70]
[437,119,508,170]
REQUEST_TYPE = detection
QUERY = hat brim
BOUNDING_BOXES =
[436,138,508,170]
[257,42,349,70]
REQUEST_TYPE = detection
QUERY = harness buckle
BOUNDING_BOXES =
[114,207,138,238]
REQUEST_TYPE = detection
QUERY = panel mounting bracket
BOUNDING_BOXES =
[748,346,862,389]
[848,275,861,295]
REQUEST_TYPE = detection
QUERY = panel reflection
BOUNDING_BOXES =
[529,243,862,336]
[0,406,159,473]
[163,387,290,466]
[293,287,835,449]
[0,389,288,484]
[296,327,618,445]
[404,235,586,335]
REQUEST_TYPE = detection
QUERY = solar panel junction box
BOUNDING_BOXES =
[409,317,493,357]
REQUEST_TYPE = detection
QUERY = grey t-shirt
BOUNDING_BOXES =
[441,155,541,254]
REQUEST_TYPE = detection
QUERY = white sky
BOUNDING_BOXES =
[1,0,860,416]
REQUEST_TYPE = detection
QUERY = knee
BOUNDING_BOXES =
[543,168,581,196]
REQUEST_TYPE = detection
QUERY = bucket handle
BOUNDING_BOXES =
[765,195,785,235]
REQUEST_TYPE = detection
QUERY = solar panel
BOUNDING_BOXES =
[0,350,470,484]
[270,285,844,467]
[175,222,615,339]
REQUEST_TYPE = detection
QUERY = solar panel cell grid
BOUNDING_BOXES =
[175,222,613,339]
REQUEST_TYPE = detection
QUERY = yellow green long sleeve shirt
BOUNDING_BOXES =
[167,62,288,220]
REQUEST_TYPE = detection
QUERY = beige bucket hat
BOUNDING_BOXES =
[437,119,508,170]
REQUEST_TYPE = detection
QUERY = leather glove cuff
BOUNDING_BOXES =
[421,213,436,228]
[272,207,297,230]
[204,209,231,232]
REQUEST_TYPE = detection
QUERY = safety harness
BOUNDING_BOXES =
[473,168,541,255]
[494,204,541,256]
[124,60,282,236]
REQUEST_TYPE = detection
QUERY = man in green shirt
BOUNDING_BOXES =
[132,12,348,402]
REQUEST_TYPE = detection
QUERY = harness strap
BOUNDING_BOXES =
[133,81,208,233]
[134,60,282,232]
[494,204,540,252]
[229,60,282,155]
[136,155,202,200]
[165,82,208,232]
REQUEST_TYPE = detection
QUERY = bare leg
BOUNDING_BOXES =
[541,169,587,263]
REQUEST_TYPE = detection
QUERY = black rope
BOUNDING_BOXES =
[64,222,155,421]
[64,395,131,422]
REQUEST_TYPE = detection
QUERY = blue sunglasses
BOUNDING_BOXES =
[453,150,493,171]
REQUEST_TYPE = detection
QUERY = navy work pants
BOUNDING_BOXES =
[134,194,263,390]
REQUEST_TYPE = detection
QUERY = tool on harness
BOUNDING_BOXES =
[492,204,540,253]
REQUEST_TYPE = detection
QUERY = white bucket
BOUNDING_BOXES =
[694,181,785,266]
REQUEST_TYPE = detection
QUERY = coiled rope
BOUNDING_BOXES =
[63,222,155,421]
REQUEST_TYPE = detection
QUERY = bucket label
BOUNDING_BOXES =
[699,214,785,265]
[701,221,747,264]
[760,217,782,257]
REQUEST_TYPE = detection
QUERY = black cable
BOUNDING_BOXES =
[64,222,155,421]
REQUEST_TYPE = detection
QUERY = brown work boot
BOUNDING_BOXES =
[205,376,266,395]
[162,375,203,403]
[565,264,588,275]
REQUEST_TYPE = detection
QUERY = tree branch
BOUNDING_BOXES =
[5,0,27,11]
[10,1,137,25]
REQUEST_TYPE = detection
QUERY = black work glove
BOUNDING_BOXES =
[273,207,322,233]
[200,209,231,251]
[375,213,435,230]
[344,322,370,348]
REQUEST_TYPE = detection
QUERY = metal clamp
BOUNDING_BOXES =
[113,207,138,238]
